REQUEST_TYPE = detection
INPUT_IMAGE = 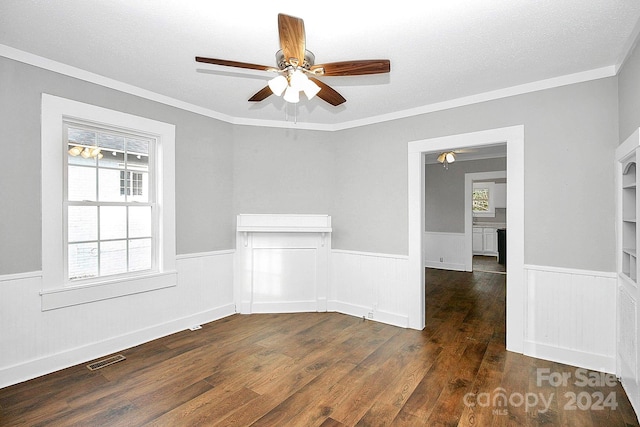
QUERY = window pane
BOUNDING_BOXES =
[100,240,127,276]
[68,144,98,166]
[129,206,151,238]
[129,172,149,202]
[68,206,97,242]
[68,128,101,166]
[69,242,98,280]
[68,166,96,201]
[98,168,126,202]
[98,132,125,153]
[129,238,152,272]
[100,206,127,240]
[98,149,125,170]
[127,137,149,157]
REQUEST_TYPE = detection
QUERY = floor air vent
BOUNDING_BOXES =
[87,354,126,371]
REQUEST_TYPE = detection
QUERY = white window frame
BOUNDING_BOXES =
[41,94,176,310]
[64,121,157,282]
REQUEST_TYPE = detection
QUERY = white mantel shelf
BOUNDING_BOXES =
[236,214,332,233]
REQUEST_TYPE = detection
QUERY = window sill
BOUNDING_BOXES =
[473,212,496,218]
[40,270,177,311]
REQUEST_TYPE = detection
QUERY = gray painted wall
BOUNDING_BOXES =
[232,125,335,218]
[425,158,507,233]
[332,77,618,272]
[0,55,622,274]
[0,57,235,274]
[619,38,640,143]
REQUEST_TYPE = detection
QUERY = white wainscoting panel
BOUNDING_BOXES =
[424,232,466,271]
[524,265,617,373]
[0,250,235,388]
[330,250,409,328]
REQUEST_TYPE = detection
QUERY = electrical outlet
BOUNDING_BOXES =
[440,257,444,262]
[367,312,374,319]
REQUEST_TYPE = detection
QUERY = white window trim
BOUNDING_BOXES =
[41,94,176,310]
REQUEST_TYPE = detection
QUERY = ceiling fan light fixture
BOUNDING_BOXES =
[437,153,446,163]
[289,69,308,91]
[283,85,300,103]
[268,75,288,96]
[303,78,321,100]
[446,152,456,163]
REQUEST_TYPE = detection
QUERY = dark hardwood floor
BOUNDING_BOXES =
[1,269,637,426]
[473,255,506,273]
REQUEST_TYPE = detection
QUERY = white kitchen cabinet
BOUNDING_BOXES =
[483,228,497,254]
[473,226,498,256]
[473,227,483,253]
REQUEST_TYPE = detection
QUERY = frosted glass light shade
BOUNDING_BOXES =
[268,75,288,96]
[303,79,321,100]
[289,70,308,91]
[446,152,455,163]
[283,86,300,103]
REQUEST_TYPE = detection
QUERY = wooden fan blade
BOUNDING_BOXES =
[195,57,275,72]
[309,77,346,106]
[248,86,273,102]
[310,60,391,76]
[278,14,305,66]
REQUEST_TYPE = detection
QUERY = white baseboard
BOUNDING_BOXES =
[425,261,466,271]
[0,304,235,389]
[328,300,409,328]
[523,341,615,374]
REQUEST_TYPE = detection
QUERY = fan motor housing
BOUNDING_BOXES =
[276,49,315,70]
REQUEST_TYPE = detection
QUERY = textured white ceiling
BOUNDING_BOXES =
[1,1,639,127]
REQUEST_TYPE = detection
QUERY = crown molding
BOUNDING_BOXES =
[0,44,618,132]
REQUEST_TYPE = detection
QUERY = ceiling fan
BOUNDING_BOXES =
[195,13,390,106]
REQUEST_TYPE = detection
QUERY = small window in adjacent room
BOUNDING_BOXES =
[65,124,155,281]
[472,182,495,217]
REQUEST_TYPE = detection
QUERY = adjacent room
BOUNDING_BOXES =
[2,1,640,425]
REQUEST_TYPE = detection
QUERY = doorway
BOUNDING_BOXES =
[407,125,525,353]
[465,169,507,273]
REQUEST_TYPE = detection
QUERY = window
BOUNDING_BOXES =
[473,188,490,213]
[120,171,144,196]
[65,124,154,281]
[472,182,495,217]
[41,94,176,310]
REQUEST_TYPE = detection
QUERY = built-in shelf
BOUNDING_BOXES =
[621,159,637,285]
[616,128,640,406]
